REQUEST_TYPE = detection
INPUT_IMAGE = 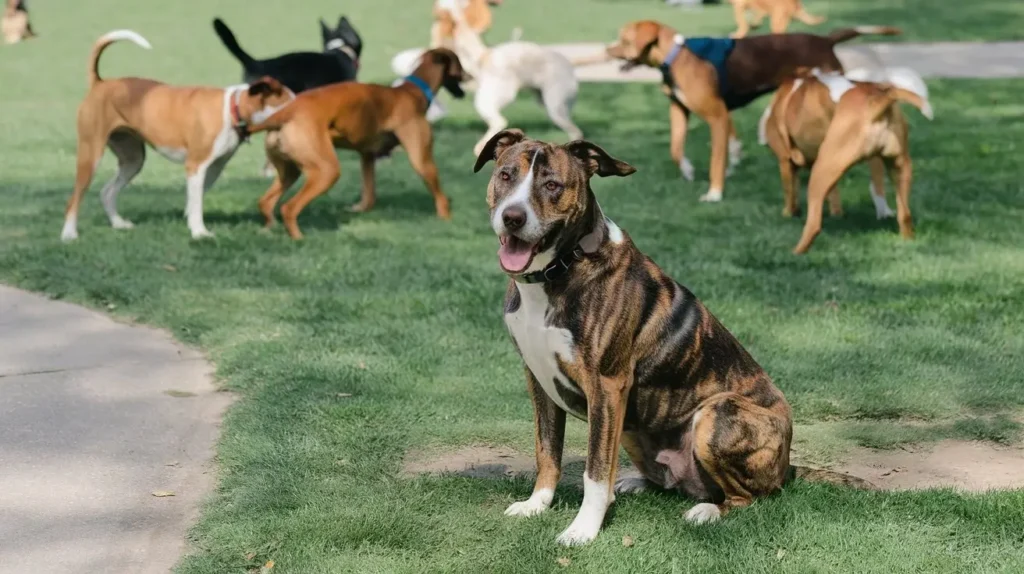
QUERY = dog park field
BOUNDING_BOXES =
[2,0,1024,572]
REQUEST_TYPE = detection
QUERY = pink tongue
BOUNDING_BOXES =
[498,239,534,273]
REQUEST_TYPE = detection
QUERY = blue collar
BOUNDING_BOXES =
[403,75,435,105]
[660,35,685,71]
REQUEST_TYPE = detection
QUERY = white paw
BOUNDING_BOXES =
[684,502,722,525]
[556,519,601,546]
[60,229,78,242]
[871,184,895,219]
[190,228,215,240]
[504,498,550,518]
[699,188,723,202]
[110,216,135,230]
[613,476,649,494]
[679,157,695,181]
[261,165,277,179]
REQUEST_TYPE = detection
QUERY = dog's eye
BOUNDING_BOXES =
[499,172,511,182]
[545,181,562,193]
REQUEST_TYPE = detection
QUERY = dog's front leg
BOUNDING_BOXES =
[184,159,214,239]
[556,372,631,546]
[506,369,566,517]
[668,101,694,181]
[701,111,730,202]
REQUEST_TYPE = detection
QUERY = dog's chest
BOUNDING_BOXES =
[505,283,587,418]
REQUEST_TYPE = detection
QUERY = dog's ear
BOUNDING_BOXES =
[248,76,283,97]
[563,140,636,178]
[434,49,467,99]
[319,18,331,40]
[473,129,526,173]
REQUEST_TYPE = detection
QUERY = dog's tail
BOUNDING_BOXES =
[871,85,934,121]
[883,66,932,119]
[213,18,256,71]
[88,29,151,88]
[510,27,523,42]
[790,465,878,490]
[794,4,826,26]
[827,26,901,45]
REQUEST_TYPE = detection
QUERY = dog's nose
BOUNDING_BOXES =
[502,206,527,231]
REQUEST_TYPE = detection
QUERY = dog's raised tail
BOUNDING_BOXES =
[213,18,256,71]
[828,26,901,44]
[794,5,826,26]
[88,29,151,88]
[790,465,878,490]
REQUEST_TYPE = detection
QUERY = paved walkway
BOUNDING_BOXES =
[549,41,1024,81]
[0,286,232,574]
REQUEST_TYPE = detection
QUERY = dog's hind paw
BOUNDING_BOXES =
[614,476,649,494]
[683,503,722,525]
[110,216,135,230]
[679,157,695,181]
[699,188,723,202]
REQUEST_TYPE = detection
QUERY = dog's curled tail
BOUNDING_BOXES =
[213,18,256,71]
[88,29,150,88]
[790,465,878,490]
[884,66,933,119]
[827,26,901,44]
[794,5,826,26]
[875,86,934,121]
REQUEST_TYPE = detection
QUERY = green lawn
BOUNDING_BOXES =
[2,1,1024,573]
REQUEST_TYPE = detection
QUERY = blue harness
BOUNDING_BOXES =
[660,35,736,108]
[403,75,435,105]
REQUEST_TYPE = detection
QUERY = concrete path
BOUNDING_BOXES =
[549,41,1024,82]
[0,286,232,574]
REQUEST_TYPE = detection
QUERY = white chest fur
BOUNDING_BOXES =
[505,282,586,417]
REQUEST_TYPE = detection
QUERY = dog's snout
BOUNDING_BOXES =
[502,206,527,231]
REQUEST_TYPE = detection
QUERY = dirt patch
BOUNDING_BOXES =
[833,440,1024,492]
[404,440,1024,493]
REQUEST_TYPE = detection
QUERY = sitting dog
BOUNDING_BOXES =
[246,49,467,240]
[728,0,825,38]
[2,0,35,44]
[443,1,583,156]
[61,30,294,241]
[763,69,932,253]
[474,129,872,546]
[602,20,900,202]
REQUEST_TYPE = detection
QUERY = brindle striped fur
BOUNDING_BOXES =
[476,130,872,544]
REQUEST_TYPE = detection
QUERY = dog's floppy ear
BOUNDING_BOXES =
[563,140,636,178]
[473,129,526,173]
[433,49,467,99]
[248,76,283,97]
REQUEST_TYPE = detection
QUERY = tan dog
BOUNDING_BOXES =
[474,129,873,546]
[763,69,933,253]
[431,0,502,48]
[604,20,900,202]
[62,30,295,241]
[246,49,467,240]
[2,0,35,44]
[729,0,825,38]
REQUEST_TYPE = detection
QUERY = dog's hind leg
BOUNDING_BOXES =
[472,79,518,157]
[869,156,895,219]
[542,87,583,142]
[396,119,451,220]
[62,130,107,241]
[793,126,862,254]
[888,154,914,239]
[349,153,377,213]
[100,132,145,231]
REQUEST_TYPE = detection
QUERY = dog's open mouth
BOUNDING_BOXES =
[498,235,540,274]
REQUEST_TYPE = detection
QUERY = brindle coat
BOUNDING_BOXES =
[474,130,853,546]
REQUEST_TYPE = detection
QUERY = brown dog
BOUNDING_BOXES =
[729,0,826,38]
[603,20,900,203]
[764,69,932,253]
[431,0,502,48]
[62,30,295,241]
[247,48,467,240]
[2,0,34,44]
[475,129,872,546]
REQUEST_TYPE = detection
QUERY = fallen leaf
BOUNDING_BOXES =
[335,459,348,466]
[245,552,256,561]
[106,303,117,310]
[776,549,787,560]
[151,490,175,497]
[164,461,180,467]
[261,560,275,572]
[336,393,353,398]
[357,361,367,369]
[622,535,635,547]
[880,466,906,477]
[162,264,177,272]
[556,557,571,567]
[164,390,197,398]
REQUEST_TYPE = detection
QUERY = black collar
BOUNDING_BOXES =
[515,246,586,284]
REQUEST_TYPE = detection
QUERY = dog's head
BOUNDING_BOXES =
[239,76,295,125]
[320,16,363,60]
[606,20,667,72]
[414,48,469,99]
[474,130,636,275]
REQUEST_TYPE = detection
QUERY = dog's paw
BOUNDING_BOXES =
[683,503,722,525]
[190,228,215,240]
[60,228,78,242]
[348,202,375,213]
[679,157,695,181]
[871,185,895,219]
[699,188,723,202]
[261,165,277,179]
[110,216,135,230]
[556,518,601,546]
[504,491,552,518]
[614,476,649,494]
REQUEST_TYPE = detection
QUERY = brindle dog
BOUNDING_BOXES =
[474,130,872,546]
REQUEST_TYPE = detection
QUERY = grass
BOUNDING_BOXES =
[2,0,1024,572]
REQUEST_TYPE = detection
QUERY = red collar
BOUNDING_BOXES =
[230,89,250,141]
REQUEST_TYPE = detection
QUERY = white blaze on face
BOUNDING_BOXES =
[491,149,541,238]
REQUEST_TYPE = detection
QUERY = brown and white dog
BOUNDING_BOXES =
[62,30,295,241]
[474,129,871,546]
[431,0,503,49]
[602,20,900,202]
[1,0,34,44]
[247,48,467,239]
[763,68,932,253]
[728,0,826,38]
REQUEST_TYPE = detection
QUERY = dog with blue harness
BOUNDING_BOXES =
[605,20,901,203]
